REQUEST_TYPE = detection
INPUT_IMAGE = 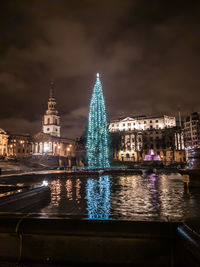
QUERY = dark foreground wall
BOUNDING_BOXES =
[0,216,179,266]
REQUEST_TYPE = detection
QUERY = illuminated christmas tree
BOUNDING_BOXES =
[86,73,110,168]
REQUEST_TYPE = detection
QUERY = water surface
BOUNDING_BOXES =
[35,172,200,221]
[1,172,200,221]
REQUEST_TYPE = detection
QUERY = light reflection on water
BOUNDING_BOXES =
[35,173,200,221]
[51,179,61,207]
[66,179,73,201]
[85,176,110,220]
[75,179,81,203]
[111,174,186,221]
[0,188,23,198]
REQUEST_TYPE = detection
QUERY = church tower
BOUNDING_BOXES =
[42,81,61,137]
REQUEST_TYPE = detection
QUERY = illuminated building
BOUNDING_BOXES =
[111,116,186,164]
[1,82,76,167]
[183,112,200,169]
[32,132,74,157]
[109,115,176,132]
[42,81,60,137]
[7,133,32,157]
[0,128,8,157]
[31,82,75,167]
[184,112,200,148]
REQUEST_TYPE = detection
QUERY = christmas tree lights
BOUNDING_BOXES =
[86,176,111,219]
[86,73,110,168]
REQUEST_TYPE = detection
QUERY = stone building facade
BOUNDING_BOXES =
[109,115,176,132]
[7,133,32,157]
[31,83,76,167]
[110,116,186,165]
[0,128,8,157]
[184,112,200,149]
[42,82,61,137]
[32,132,75,157]
[0,83,76,168]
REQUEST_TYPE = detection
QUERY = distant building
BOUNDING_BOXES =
[109,115,176,132]
[0,128,8,157]
[31,82,75,167]
[7,133,32,157]
[110,115,186,165]
[184,112,200,148]
[32,132,75,158]
[42,82,61,137]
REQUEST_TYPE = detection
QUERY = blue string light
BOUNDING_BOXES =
[86,74,110,168]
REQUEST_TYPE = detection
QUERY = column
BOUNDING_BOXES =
[52,142,55,155]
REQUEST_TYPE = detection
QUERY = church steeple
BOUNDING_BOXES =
[49,80,55,100]
[42,81,61,137]
[46,81,58,115]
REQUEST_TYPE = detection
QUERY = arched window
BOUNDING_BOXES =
[47,118,50,124]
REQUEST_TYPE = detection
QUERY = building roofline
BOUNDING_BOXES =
[110,114,175,123]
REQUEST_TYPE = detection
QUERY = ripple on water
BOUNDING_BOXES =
[14,172,200,221]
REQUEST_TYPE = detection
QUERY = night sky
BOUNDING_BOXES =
[0,0,200,139]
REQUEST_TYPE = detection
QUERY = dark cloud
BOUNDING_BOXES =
[0,0,200,138]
